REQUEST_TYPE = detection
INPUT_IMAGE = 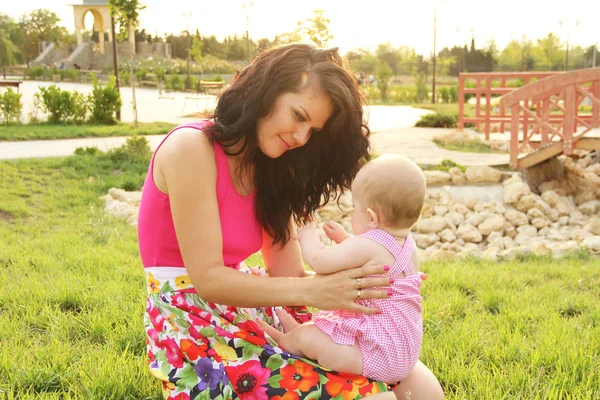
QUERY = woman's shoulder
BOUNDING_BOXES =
[157,126,215,165]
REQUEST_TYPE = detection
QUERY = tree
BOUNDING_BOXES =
[298,10,333,48]
[108,0,146,41]
[375,43,401,79]
[19,9,69,64]
[273,30,302,45]
[376,62,393,100]
[536,33,564,70]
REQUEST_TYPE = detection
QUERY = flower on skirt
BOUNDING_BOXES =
[194,358,228,391]
[325,372,380,399]
[235,320,267,347]
[225,360,270,400]
[167,393,190,400]
[180,339,207,361]
[213,341,238,363]
[279,360,320,393]
[160,337,185,369]
[147,272,161,294]
[175,274,192,290]
[271,392,300,400]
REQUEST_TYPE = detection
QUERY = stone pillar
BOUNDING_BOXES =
[99,30,105,54]
[77,29,83,46]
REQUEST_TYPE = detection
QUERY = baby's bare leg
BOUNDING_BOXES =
[287,322,364,376]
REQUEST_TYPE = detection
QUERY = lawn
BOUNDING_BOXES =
[0,122,176,141]
[1,152,599,399]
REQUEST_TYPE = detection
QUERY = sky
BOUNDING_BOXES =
[3,0,599,55]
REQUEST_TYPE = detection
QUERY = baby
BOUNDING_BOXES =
[259,155,427,392]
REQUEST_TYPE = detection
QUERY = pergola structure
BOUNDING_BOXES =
[70,0,135,54]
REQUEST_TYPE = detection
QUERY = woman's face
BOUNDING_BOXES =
[256,87,333,158]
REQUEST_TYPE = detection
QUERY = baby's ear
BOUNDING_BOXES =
[366,208,379,228]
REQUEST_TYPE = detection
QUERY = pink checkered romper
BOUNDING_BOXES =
[313,228,423,383]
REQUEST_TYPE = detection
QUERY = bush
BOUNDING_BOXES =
[33,85,89,124]
[107,135,152,164]
[415,112,458,128]
[88,76,122,125]
[74,146,102,156]
[439,87,450,103]
[437,159,466,172]
[26,66,47,80]
[415,74,428,103]
[168,74,184,91]
[0,88,23,124]
[448,86,458,103]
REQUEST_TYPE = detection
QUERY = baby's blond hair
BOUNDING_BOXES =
[352,155,426,230]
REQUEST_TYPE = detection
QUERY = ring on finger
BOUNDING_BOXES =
[356,289,361,300]
[356,278,362,290]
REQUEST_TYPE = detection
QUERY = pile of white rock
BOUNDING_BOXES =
[101,154,600,261]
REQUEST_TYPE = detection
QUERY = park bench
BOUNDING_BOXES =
[0,80,23,93]
[198,80,225,94]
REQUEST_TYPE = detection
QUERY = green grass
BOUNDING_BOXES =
[0,122,176,141]
[1,154,599,399]
[432,137,507,154]
[413,103,476,118]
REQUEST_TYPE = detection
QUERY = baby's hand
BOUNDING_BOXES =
[323,221,350,244]
[296,223,320,243]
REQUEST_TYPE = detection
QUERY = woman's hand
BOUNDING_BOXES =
[303,264,393,315]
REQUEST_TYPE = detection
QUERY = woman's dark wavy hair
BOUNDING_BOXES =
[205,43,370,245]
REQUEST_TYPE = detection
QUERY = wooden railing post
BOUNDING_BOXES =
[485,76,492,140]
[593,81,600,128]
[510,104,519,169]
[563,85,576,155]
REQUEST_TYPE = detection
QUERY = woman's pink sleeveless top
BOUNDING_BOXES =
[137,121,263,269]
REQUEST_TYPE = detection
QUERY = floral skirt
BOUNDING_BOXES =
[144,265,390,400]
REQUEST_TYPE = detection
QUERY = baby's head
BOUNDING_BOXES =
[350,155,426,235]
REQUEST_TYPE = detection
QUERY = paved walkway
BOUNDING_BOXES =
[0,94,510,166]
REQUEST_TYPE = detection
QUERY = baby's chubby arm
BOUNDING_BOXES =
[297,223,373,274]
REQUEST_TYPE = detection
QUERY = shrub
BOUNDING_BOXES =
[415,74,428,103]
[88,76,122,125]
[415,112,458,128]
[448,86,458,103]
[107,135,152,164]
[437,159,466,172]
[168,74,184,91]
[26,66,47,80]
[0,88,23,124]
[33,85,89,124]
[74,146,102,156]
[439,87,450,103]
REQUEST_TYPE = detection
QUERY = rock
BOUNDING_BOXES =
[424,170,452,186]
[464,212,484,227]
[426,190,452,206]
[551,241,580,258]
[428,249,459,261]
[587,163,600,176]
[503,222,517,238]
[558,216,569,226]
[581,236,600,252]
[438,228,457,243]
[420,203,435,218]
[578,200,600,216]
[514,232,535,247]
[477,214,506,236]
[465,166,502,184]
[532,243,551,256]
[450,203,470,216]
[475,200,506,215]
[527,208,546,220]
[516,224,538,237]
[413,233,441,249]
[108,188,142,206]
[502,246,533,260]
[455,238,466,246]
[545,228,570,242]
[482,247,500,261]
[434,206,449,216]
[504,181,531,204]
[459,195,479,211]
[515,194,553,216]
[456,224,483,243]
[463,242,480,251]
[415,216,452,234]
[449,167,466,185]
[446,211,465,226]
[531,218,551,229]
[504,209,529,227]
[502,236,515,250]
[584,217,600,235]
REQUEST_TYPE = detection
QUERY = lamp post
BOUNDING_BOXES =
[241,0,254,63]
[559,19,580,71]
[182,11,192,90]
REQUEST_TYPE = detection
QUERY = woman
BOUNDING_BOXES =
[138,43,443,399]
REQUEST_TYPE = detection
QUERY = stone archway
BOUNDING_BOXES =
[71,0,112,54]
